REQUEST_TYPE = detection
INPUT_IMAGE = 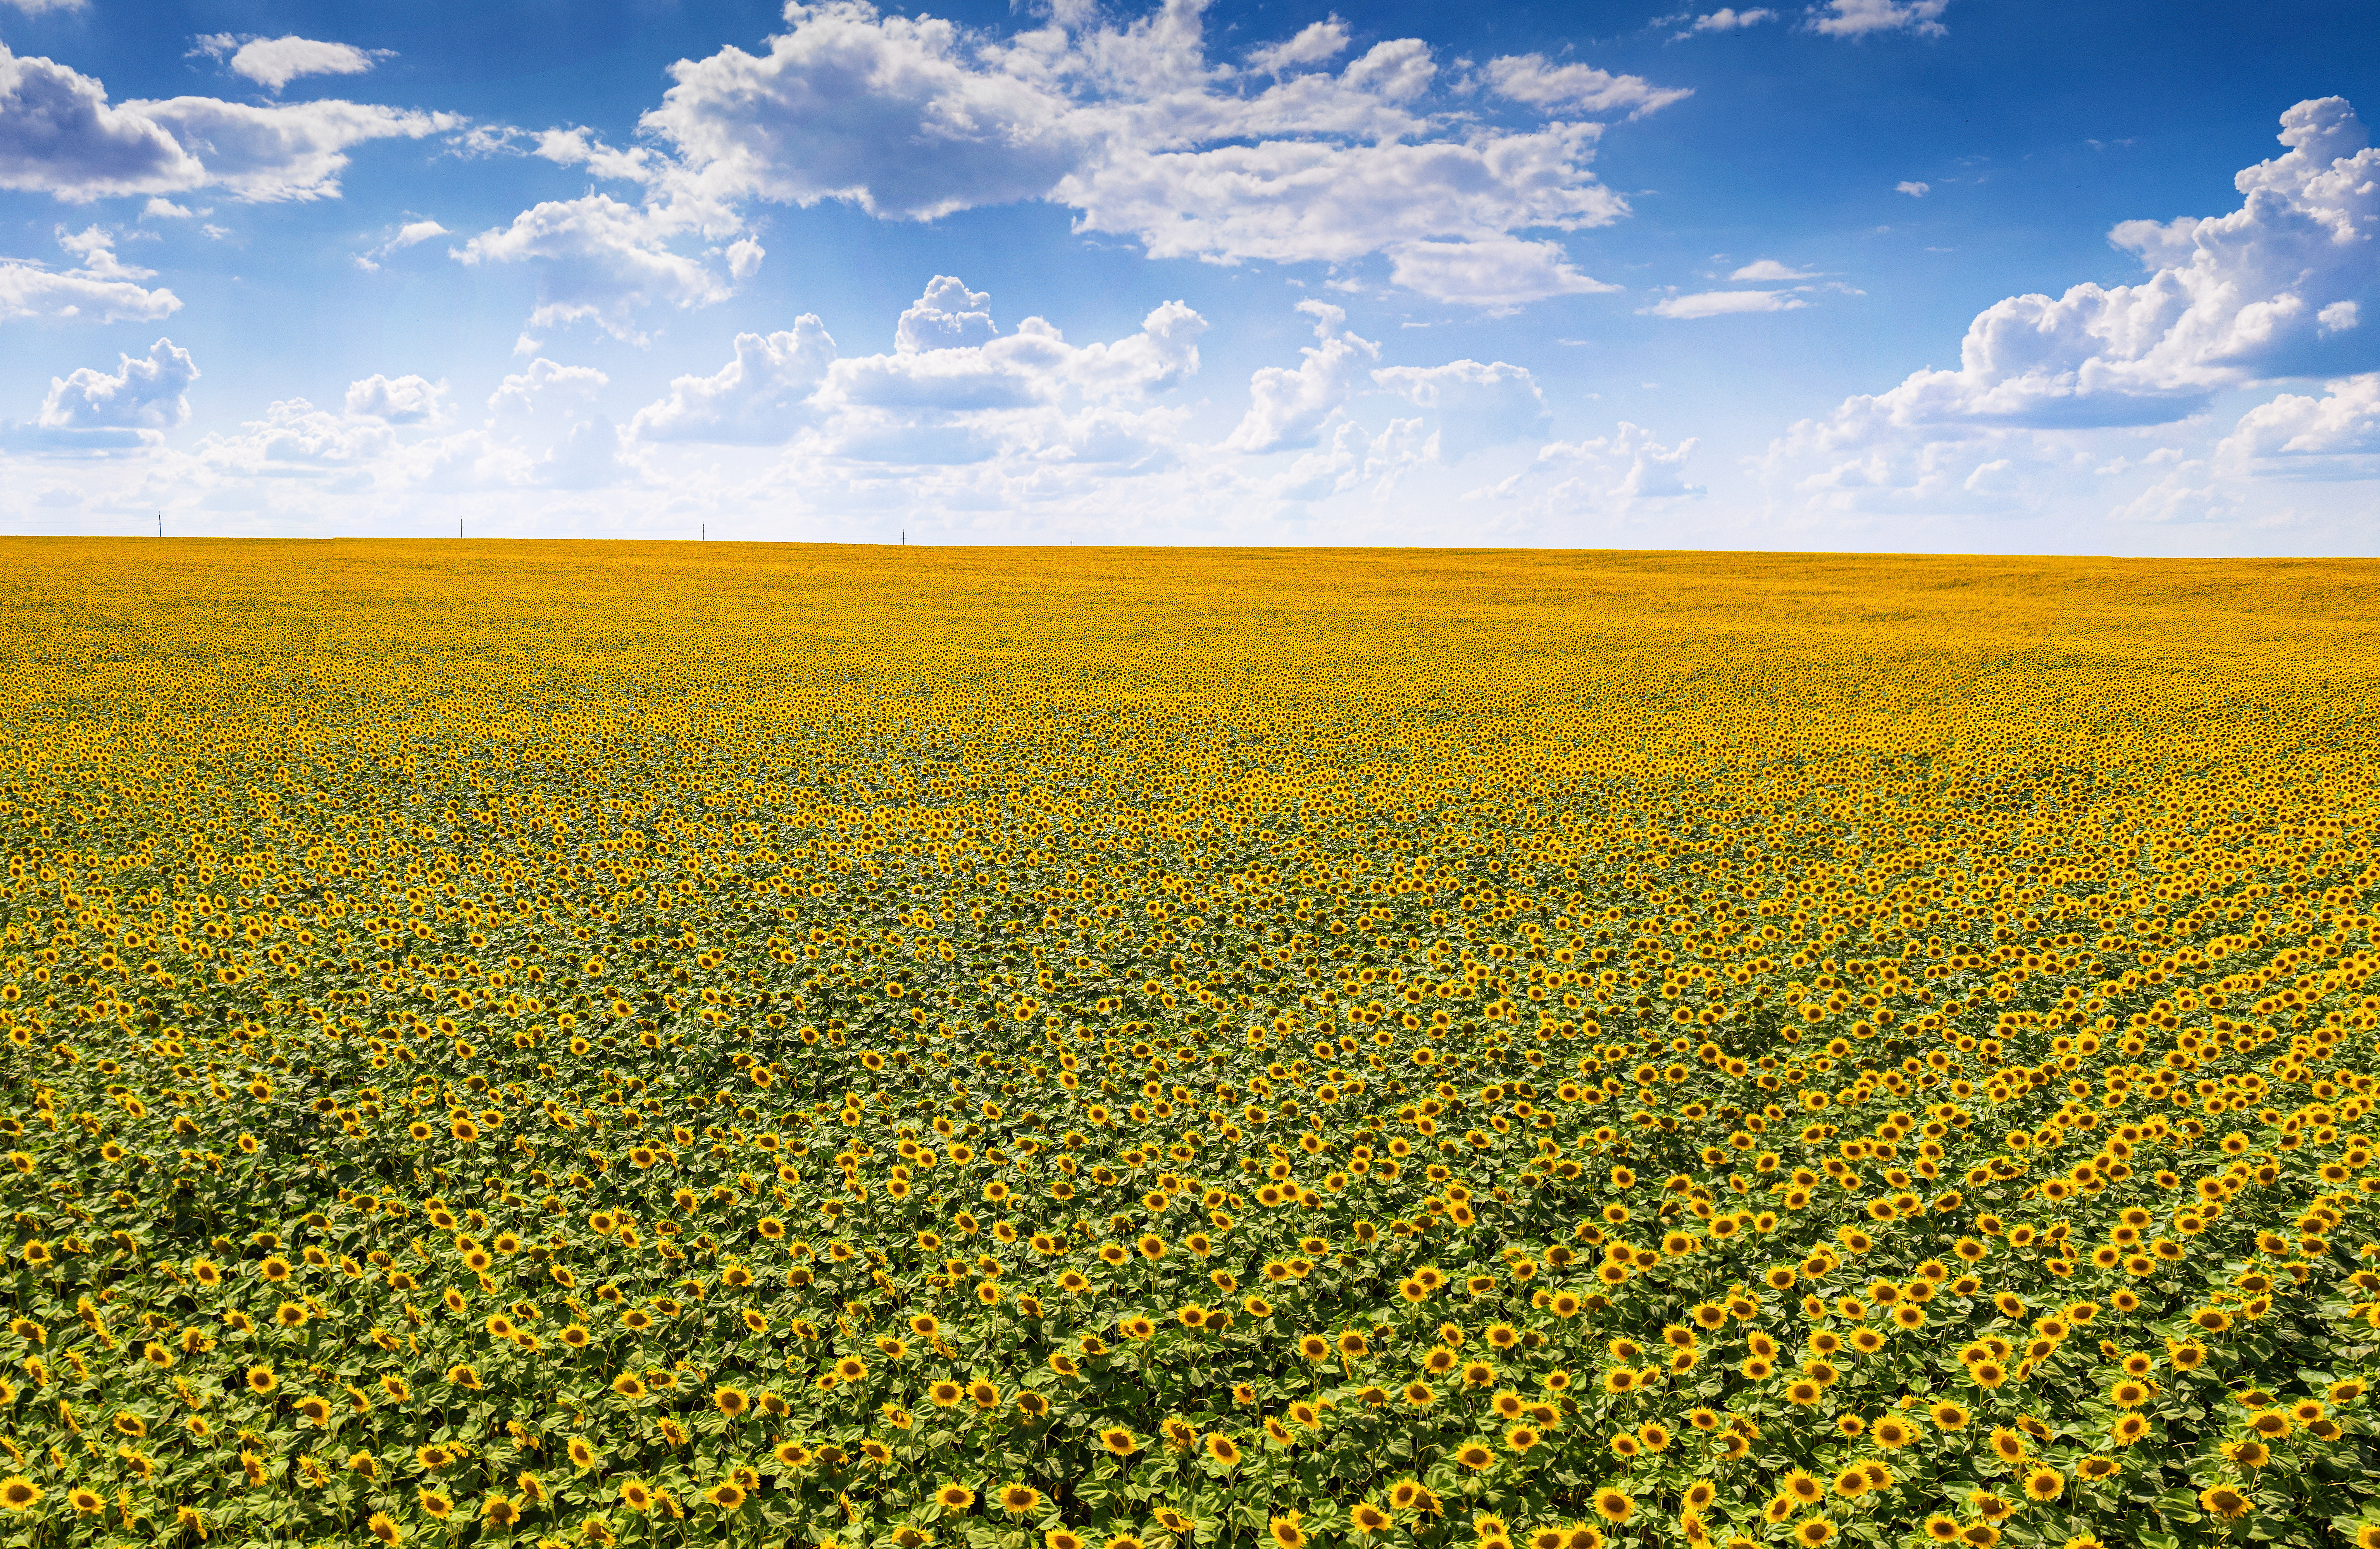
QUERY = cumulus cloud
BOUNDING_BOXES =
[1728,259,1817,281]
[38,337,200,434]
[1385,237,1617,309]
[640,4,1088,223]
[1272,415,1436,502]
[2221,374,2380,464]
[0,42,457,203]
[1542,423,1703,500]
[354,217,448,272]
[1468,421,1704,514]
[204,36,391,93]
[1059,123,1628,268]
[0,226,182,322]
[489,358,610,417]
[631,320,838,443]
[132,97,459,203]
[896,276,998,354]
[1371,359,1548,461]
[1896,180,1930,197]
[1246,19,1350,75]
[345,374,448,424]
[3,0,87,15]
[455,194,738,343]
[0,43,209,199]
[1481,54,1694,118]
[607,0,1669,310]
[630,277,1208,469]
[1640,289,1808,319]
[1808,0,1951,37]
[197,397,397,476]
[1768,95,2380,512]
[1224,300,1378,453]
[1672,8,1776,34]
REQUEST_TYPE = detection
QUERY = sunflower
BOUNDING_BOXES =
[1592,1488,1634,1524]
[936,1484,976,1511]
[0,1479,39,1513]
[2199,1485,2251,1520]
[999,1484,1043,1518]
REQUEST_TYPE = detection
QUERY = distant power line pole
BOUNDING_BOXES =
[157,514,162,538]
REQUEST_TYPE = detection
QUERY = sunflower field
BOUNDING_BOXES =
[4,541,2380,1549]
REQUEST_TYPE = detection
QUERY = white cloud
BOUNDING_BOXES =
[198,397,396,475]
[489,359,610,417]
[1246,19,1350,75]
[56,223,152,279]
[355,217,449,271]
[896,275,998,354]
[141,197,196,220]
[1371,358,1548,460]
[1224,299,1379,453]
[1895,180,1930,197]
[1675,8,1776,34]
[1273,415,1436,502]
[220,37,388,93]
[629,278,1208,469]
[641,3,1087,223]
[1541,423,1703,500]
[0,45,458,204]
[1384,237,1617,308]
[1482,54,1694,118]
[1470,421,1704,514]
[38,338,199,433]
[1639,289,1808,318]
[1728,258,1816,281]
[2221,375,2380,461]
[1061,123,1628,268]
[345,374,448,425]
[0,43,209,199]
[129,97,459,203]
[1808,0,1951,37]
[631,320,838,443]
[454,194,738,343]
[3,0,87,14]
[522,126,667,185]
[2320,300,2360,335]
[1772,92,2380,505]
[0,226,182,322]
[614,1,1667,310]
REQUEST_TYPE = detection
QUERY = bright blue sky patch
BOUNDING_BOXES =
[0,0,2373,548]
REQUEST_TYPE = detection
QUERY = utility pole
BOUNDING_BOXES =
[157,514,162,538]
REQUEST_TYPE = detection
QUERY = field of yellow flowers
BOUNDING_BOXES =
[2,540,2378,1549]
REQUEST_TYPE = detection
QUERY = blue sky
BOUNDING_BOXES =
[0,0,2373,549]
